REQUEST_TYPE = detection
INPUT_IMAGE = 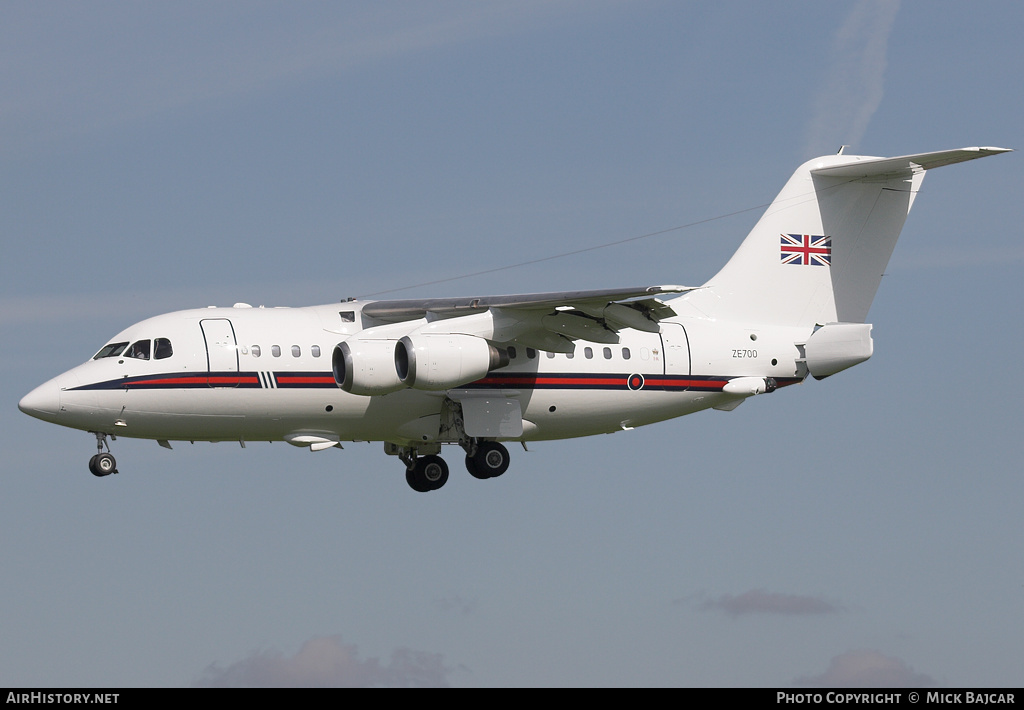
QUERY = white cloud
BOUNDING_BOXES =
[794,649,936,688]
[802,0,901,157]
[195,635,451,688]
[433,593,478,616]
[0,1,592,150]
[694,589,843,618]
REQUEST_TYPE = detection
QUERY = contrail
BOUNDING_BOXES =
[802,0,901,157]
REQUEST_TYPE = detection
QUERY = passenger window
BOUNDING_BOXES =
[94,342,129,359]
[291,345,301,358]
[311,345,321,358]
[603,347,612,359]
[584,347,593,359]
[622,347,631,360]
[125,340,151,360]
[508,346,517,359]
[252,345,261,358]
[546,351,555,359]
[526,348,536,359]
[339,311,355,323]
[272,345,281,357]
[154,338,173,360]
[565,351,574,359]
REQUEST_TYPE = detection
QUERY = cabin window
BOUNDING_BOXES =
[154,338,173,360]
[603,347,612,359]
[507,346,517,359]
[251,345,261,358]
[565,351,574,359]
[311,345,321,358]
[125,340,151,360]
[339,311,355,323]
[94,342,129,359]
[526,348,537,359]
[291,345,301,358]
[622,347,631,360]
[272,345,281,357]
[584,347,593,359]
[546,351,555,359]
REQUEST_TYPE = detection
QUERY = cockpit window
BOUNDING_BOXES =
[154,338,173,360]
[124,340,151,360]
[93,342,129,359]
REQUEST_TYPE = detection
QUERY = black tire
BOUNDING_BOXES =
[472,441,509,478]
[407,455,449,492]
[90,452,116,477]
[406,468,429,492]
[465,454,490,480]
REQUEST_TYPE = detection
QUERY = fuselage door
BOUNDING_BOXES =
[660,322,690,379]
[200,318,239,387]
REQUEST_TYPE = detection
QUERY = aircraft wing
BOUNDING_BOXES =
[360,285,691,320]
[359,284,695,349]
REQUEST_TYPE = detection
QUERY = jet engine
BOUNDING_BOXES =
[395,334,509,391]
[333,338,406,395]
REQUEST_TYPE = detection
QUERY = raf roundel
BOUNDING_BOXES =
[627,374,645,391]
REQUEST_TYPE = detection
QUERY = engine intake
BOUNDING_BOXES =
[396,334,509,390]
[333,339,406,395]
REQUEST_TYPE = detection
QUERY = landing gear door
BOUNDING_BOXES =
[660,323,690,378]
[447,392,524,438]
[200,318,240,387]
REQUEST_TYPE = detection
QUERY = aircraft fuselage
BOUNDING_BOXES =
[20,302,805,447]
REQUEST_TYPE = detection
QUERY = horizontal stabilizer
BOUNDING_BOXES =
[811,147,1012,178]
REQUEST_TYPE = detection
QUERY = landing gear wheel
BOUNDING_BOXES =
[471,441,509,478]
[465,454,489,480]
[406,454,449,492]
[89,452,117,477]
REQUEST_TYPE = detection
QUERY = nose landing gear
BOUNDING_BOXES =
[88,432,118,477]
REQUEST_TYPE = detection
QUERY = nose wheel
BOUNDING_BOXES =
[88,432,118,477]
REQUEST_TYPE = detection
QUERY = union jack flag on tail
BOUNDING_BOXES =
[780,233,831,266]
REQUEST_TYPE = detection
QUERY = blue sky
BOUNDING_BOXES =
[2,0,1021,687]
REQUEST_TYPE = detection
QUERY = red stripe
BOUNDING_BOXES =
[478,376,623,386]
[129,377,208,386]
[208,376,257,385]
[277,376,335,384]
[128,376,258,386]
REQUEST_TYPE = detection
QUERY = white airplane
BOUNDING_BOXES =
[19,146,1010,492]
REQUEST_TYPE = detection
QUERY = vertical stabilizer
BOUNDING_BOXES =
[685,147,1010,327]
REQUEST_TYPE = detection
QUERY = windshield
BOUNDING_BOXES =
[93,342,129,359]
[124,340,151,360]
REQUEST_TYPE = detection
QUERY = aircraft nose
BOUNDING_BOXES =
[19,379,63,421]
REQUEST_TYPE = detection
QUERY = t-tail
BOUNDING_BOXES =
[687,147,1011,329]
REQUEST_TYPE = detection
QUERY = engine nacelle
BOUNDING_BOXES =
[333,338,406,395]
[396,334,509,391]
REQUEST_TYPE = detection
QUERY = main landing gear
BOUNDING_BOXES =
[394,440,511,493]
[464,440,510,480]
[88,432,118,477]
